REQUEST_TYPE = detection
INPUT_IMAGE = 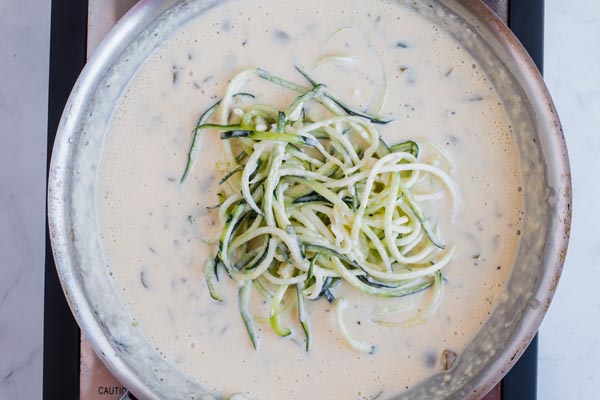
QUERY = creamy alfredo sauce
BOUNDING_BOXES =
[97,0,523,398]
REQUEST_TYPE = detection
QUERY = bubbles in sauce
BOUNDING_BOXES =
[97,0,523,398]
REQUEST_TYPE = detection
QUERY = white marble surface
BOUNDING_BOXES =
[0,0,50,399]
[0,1,598,399]
[538,1,600,399]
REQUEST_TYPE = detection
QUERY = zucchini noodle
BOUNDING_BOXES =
[327,26,388,116]
[182,66,458,352]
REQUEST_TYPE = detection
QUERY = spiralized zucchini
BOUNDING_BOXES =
[182,66,458,352]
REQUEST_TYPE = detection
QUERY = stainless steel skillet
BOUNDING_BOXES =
[48,1,571,398]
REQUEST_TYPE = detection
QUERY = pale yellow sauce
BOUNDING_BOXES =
[97,0,523,398]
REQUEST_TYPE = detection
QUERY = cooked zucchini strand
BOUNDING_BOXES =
[294,66,392,125]
[270,285,292,337]
[239,281,259,350]
[286,84,327,121]
[257,68,308,93]
[297,282,311,351]
[204,258,223,302]
[390,140,419,157]
[221,130,319,147]
[181,92,255,182]
[219,166,244,185]
[336,298,373,353]
[180,99,221,182]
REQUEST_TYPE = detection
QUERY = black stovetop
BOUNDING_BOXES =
[43,1,544,399]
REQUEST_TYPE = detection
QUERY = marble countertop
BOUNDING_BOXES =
[1,0,598,399]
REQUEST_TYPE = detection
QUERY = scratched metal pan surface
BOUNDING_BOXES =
[47,1,571,399]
